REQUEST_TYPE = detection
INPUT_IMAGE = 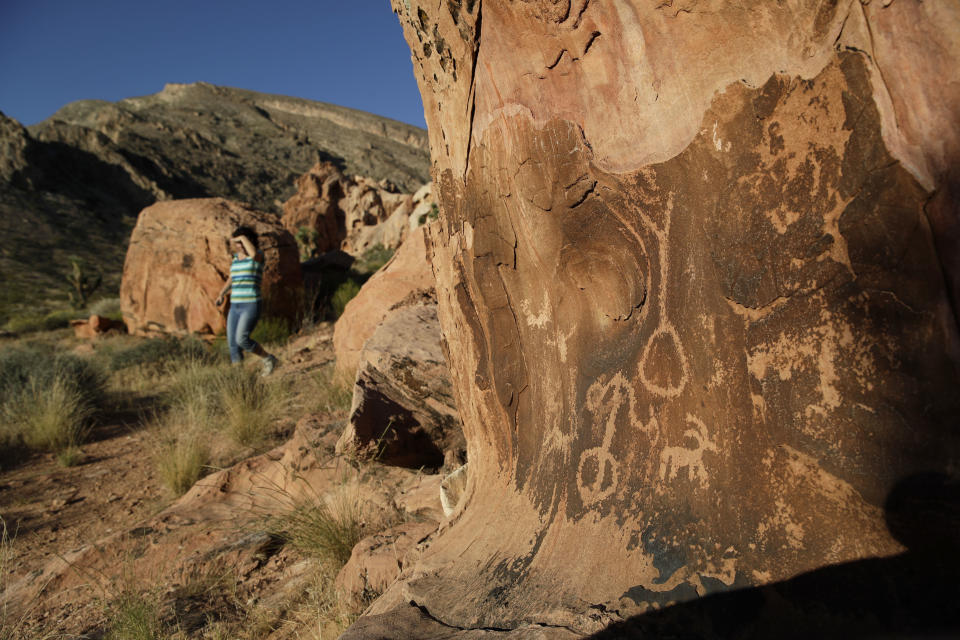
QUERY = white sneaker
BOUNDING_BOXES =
[261,354,278,377]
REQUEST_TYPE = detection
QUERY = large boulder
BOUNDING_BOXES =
[120,198,302,336]
[345,1,960,636]
[337,302,464,470]
[333,223,436,377]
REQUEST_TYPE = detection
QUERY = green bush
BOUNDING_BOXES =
[355,244,394,275]
[250,316,293,346]
[88,297,123,321]
[331,279,362,319]
[0,345,107,409]
[4,309,84,334]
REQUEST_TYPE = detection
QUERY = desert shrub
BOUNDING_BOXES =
[3,378,93,455]
[270,485,363,568]
[355,244,394,274]
[88,297,123,320]
[0,347,104,460]
[104,588,164,640]
[4,309,84,334]
[106,336,214,373]
[250,316,292,346]
[331,279,362,319]
[0,345,106,397]
[155,428,210,497]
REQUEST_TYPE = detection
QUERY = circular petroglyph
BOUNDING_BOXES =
[577,446,619,506]
[639,324,690,398]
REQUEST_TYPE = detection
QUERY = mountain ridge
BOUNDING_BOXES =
[0,84,430,320]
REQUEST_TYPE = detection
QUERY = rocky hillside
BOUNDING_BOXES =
[0,84,429,319]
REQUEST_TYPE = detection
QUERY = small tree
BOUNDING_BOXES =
[65,259,101,309]
[295,226,319,261]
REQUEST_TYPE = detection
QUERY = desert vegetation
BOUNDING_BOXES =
[0,311,417,639]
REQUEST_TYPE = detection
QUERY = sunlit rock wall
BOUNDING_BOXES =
[378,0,960,633]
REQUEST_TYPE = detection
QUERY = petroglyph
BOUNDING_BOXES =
[577,373,660,505]
[633,193,691,398]
[519,292,551,329]
[577,374,629,505]
[658,414,717,487]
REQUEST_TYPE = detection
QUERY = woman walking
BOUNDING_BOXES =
[215,226,279,376]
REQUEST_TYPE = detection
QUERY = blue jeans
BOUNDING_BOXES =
[227,301,261,363]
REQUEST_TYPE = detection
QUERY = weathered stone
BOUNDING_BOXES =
[352,1,960,636]
[281,161,428,259]
[70,314,126,339]
[335,521,438,609]
[120,198,302,337]
[333,223,436,377]
[337,303,463,470]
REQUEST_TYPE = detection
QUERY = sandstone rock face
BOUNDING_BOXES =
[362,1,960,635]
[120,198,302,336]
[333,224,436,377]
[281,161,436,258]
[336,521,438,609]
[337,303,463,470]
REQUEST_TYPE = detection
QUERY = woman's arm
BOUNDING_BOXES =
[236,235,263,263]
[216,276,232,305]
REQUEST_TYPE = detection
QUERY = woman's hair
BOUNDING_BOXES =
[231,226,260,251]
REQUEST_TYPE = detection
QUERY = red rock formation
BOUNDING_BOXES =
[120,198,302,337]
[337,302,463,470]
[345,1,960,636]
[281,161,433,258]
[333,224,436,377]
[70,314,126,339]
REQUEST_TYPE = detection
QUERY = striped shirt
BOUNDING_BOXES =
[229,254,263,303]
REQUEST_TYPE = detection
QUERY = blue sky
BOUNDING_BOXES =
[0,0,426,128]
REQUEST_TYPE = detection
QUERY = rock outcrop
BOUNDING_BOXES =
[333,224,436,377]
[347,1,960,636]
[281,161,436,258]
[70,314,126,339]
[337,302,463,470]
[120,198,302,337]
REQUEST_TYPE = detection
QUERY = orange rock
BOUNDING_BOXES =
[120,198,302,337]
[332,223,435,378]
[281,161,430,259]
[335,521,437,609]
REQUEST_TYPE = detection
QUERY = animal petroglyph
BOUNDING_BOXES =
[658,414,717,487]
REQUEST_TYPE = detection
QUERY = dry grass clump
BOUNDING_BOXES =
[152,359,290,496]
[273,483,364,567]
[306,364,354,416]
[0,344,106,465]
[4,378,93,455]
[155,427,210,497]
[104,587,165,640]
